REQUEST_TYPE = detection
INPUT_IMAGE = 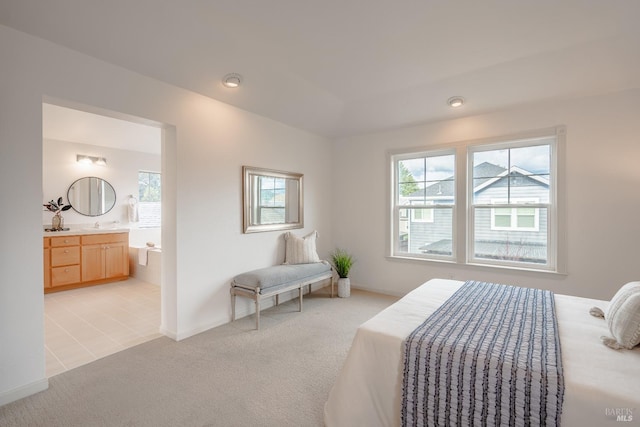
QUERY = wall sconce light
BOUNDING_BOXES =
[447,96,465,108]
[222,73,242,88]
[77,154,107,166]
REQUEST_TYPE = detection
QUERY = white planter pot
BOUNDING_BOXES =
[337,278,351,298]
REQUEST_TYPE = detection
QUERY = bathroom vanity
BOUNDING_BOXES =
[43,230,129,293]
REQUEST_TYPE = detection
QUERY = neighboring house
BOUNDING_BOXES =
[399,162,549,263]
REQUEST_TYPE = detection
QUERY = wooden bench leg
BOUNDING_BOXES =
[330,276,334,298]
[255,296,260,330]
[231,288,236,321]
[299,287,303,312]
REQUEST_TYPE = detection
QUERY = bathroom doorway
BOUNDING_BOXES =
[42,102,164,377]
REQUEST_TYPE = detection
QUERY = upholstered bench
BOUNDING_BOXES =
[230,261,333,330]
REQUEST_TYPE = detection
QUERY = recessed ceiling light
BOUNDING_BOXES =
[447,96,464,108]
[222,73,242,88]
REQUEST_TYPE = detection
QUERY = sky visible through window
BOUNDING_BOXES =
[400,154,455,182]
[401,140,550,182]
[473,143,550,175]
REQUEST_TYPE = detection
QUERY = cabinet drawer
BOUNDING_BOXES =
[51,246,81,267]
[51,265,81,286]
[51,236,81,247]
[81,232,128,245]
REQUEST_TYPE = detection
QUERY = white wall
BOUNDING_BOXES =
[0,25,332,405]
[4,18,639,406]
[332,89,640,301]
[42,139,161,227]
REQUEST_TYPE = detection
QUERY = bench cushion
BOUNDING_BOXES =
[232,262,331,294]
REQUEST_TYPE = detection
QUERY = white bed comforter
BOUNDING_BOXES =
[324,279,640,426]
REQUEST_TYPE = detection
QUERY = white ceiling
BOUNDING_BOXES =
[42,103,162,155]
[3,0,640,138]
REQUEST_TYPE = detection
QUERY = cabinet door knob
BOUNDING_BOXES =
[64,239,69,243]
[64,249,69,253]
[64,268,69,272]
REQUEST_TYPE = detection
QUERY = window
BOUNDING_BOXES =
[393,151,455,258]
[390,128,563,272]
[256,175,287,224]
[470,143,551,267]
[138,171,161,228]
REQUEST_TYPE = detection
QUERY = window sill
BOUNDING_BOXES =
[386,255,567,276]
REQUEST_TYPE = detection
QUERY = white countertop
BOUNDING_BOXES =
[43,227,130,236]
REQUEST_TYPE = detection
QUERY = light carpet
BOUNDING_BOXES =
[0,287,397,427]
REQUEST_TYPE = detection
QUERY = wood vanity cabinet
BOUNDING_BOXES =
[50,235,81,288]
[81,233,129,282]
[43,232,129,293]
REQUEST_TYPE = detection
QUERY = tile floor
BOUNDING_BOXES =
[44,277,162,377]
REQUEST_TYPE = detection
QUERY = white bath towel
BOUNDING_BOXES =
[138,247,150,266]
[128,197,139,223]
[138,242,158,266]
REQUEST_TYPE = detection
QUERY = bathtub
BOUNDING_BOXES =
[129,245,161,286]
[128,228,162,285]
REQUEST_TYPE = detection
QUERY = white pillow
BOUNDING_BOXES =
[283,231,320,265]
[602,281,640,350]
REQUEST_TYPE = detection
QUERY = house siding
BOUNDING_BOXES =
[473,178,549,247]
[403,172,549,258]
[407,207,453,253]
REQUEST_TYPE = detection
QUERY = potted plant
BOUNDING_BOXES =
[43,197,72,231]
[331,248,355,298]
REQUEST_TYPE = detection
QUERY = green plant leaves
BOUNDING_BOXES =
[331,248,355,279]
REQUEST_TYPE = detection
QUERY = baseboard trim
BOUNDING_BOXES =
[350,283,405,298]
[160,317,228,342]
[159,325,178,341]
[0,378,49,407]
[174,322,223,341]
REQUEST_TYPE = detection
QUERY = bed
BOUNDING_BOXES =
[324,279,640,426]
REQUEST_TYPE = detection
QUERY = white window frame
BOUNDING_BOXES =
[490,198,540,231]
[468,138,556,270]
[388,126,566,274]
[390,149,456,261]
[256,176,287,225]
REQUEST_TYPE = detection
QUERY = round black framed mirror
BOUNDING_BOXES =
[67,176,117,216]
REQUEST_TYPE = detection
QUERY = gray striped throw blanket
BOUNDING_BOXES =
[402,281,564,426]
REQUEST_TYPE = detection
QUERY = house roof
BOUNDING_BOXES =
[405,162,547,199]
[473,165,549,193]
[2,2,640,138]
